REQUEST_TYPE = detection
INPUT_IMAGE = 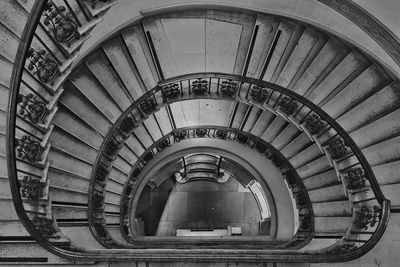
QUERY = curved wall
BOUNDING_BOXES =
[128,138,295,240]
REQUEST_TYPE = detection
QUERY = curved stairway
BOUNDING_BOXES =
[1,0,400,265]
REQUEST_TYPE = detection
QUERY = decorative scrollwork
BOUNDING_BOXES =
[93,192,104,210]
[95,157,113,184]
[119,116,137,136]
[156,138,170,151]
[250,85,269,103]
[131,167,141,180]
[16,136,43,162]
[215,129,228,139]
[26,48,59,84]
[329,243,358,254]
[294,192,307,207]
[125,186,133,197]
[139,98,157,116]
[104,138,121,157]
[220,79,237,97]
[304,114,326,135]
[326,137,350,160]
[17,93,49,124]
[235,133,248,144]
[278,96,298,115]
[31,217,59,239]
[173,130,187,141]
[143,152,154,163]
[192,79,208,95]
[163,83,180,99]
[298,216,311,231]
[195,128,207,137]
[344,167,366,190]
[42,0,79,46]
[355,205,381,230]
[254,141,268,153]
[20,176,46,201]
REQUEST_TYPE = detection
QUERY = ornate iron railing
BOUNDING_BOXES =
[7,0,390,262]
[88,72,390,256]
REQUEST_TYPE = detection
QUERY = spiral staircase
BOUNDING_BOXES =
[1,0,400,266]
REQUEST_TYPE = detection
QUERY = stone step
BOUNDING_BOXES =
[105,203,119,214]
[52,205,87,220]
[308,184,347,202]
[381,183,400,206]
[85,50,133,110]
[289,143,322,168]
[0,177,12,199]
[0,242,69,262]
[241,106,263,132]
[122,24,159,88]
[296,155,332,178]
[0,99,7,123]
[105,190,122,206]
[48,149,92,179]
[302,169,338,190]
[350,108,400,149]
[275,27,321,88]
[49,126,98,164]
[125,135,146,157]
[67,66,122,122]
[0,84,9,111]
[143,116,164,141]
[113,156,132,176]
[244,15,279,79]
[262,116,287,143]
[322,64,390,119]
[60,226,105,250]
[48,167,90,193]
[250,109,275,137]
[312,200,351,217]
[361,134,400,166]
[372,160,400,185]
[271,123,300,150]
[103,36,148,98]
[108,167,129,186]
[0,199,21,220]
[305,50,368,105]
[0,155,7,177]
[119,143,139,165]
[280,132,311,158]
[0,0,28,38]
[337,82,400,132]
[59,86,111,136]
[0,220,29,237]
[292,38,348,96]
[50,186,88,204]
[262,19,297,82]
[0,58,13,90]
[230,102,249,129]
[314,216,353,234]
[105,214,119,224]
[52,107,103,150]
[154,107,174,134]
